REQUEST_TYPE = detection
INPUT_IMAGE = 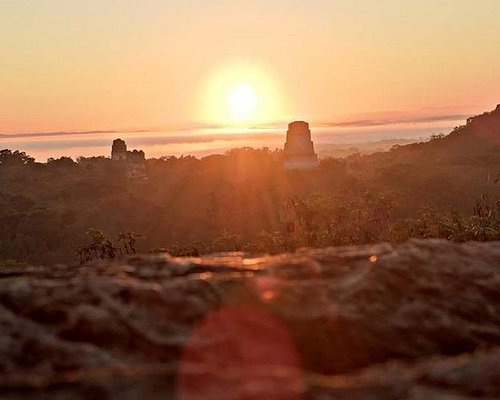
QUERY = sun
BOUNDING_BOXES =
[227,83,258,122]
[199,62,284,126]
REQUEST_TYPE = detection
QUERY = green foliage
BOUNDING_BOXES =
[0,259,29,269]
[254,230,295,254]
[149,242,206,257]
[77,229,143,264]
[0,149,34,167]
[0,110,499,266]
[77,229,116,264]
[390,195,500,242]
[212,230,242,252]
[437,194,500,241]
[118,232,143,255]
[284,192,394,247]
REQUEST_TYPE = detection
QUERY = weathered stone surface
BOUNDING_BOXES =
[0,239,499,399]
[283,121,319,170]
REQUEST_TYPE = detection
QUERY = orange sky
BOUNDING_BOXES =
[1,0,499,134]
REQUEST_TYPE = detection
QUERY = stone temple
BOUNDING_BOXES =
[283,121,319,170]
[111,139,146,163]
[111,139,128,161]
[111,139,147,179]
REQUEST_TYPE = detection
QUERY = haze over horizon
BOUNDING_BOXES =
[2,0,499,134]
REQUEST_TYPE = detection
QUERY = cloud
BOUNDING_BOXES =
[321,114,471,128]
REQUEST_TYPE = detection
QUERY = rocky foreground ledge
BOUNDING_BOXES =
[1,240,500,400]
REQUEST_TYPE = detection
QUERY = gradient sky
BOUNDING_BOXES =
[1,0,499,133]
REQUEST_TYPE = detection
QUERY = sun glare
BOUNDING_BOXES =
[200,63,283,127]
[227,84,258,122]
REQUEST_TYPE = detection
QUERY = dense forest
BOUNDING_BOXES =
[1,106,499,265]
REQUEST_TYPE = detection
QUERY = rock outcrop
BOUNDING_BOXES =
[0,239,499,399]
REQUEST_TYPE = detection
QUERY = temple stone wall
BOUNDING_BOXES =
[284,121,319,170]
[111,138,127,161]
[110,139,147,179]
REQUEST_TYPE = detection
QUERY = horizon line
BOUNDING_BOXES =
[0,113,472,140]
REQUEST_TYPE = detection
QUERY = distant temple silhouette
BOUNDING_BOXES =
[111,139,128,161]
[111,139,147,179]
[283,121,318,170]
